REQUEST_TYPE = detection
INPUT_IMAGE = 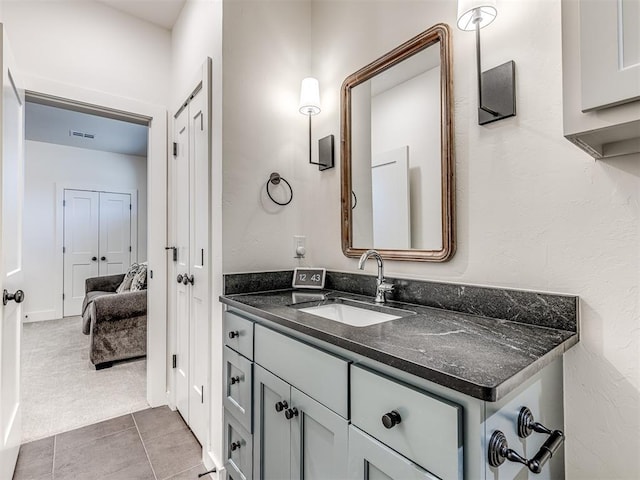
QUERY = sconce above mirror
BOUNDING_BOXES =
[341,23,455,262]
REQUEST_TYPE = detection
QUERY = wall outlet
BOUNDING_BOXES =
[293,235,306,258]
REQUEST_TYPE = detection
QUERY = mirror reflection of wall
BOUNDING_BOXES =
[351,46,442,251]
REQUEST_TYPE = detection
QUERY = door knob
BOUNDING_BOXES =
[228,331,239,339]
[177,274,184,284]
[100,256,107,261]
[381,411,402,429]
[182,274,189,285]
[230,441,242,451]
[3,289,25,306]
[186,274,194,285]
[91,256,97,261]
[230,376,241,385]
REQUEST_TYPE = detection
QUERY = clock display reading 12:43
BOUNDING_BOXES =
[292,268,326,289]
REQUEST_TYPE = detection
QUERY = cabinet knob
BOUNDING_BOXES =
[285,407,299,420]
[228,331,239,339]
[381,411,402,429]
[275,401,288,412]
[230,376,241,385]
[230,441,242,451]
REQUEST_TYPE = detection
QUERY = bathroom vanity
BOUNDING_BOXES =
[219,271,578,480]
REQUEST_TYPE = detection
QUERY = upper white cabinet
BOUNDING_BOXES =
[563,0,640,159]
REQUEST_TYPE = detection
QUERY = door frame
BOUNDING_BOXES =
[57,185,139,319]
[23,75,168,407]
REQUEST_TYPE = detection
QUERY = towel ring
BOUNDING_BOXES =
[266,172,293,206]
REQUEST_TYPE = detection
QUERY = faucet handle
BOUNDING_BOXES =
[378,282,394,293]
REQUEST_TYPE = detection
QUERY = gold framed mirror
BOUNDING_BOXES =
[341,23,454,262]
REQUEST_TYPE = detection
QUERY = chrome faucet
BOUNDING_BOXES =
[358,249,393,303]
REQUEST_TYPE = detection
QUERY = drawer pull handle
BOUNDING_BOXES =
[228,331,240,339]
[285,407,299,420]
[230,376,241,385]
[230,441,242,451]
[381,411,402,429]
[275,401,288,412]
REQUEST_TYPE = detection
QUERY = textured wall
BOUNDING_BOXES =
[304,0,639,478]
[2,0,171,106]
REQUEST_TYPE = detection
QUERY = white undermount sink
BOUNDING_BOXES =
[297,298,413,327]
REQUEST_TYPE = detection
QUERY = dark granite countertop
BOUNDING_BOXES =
[220,287,579,402]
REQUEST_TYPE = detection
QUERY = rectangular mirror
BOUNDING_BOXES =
[341,24,455,261]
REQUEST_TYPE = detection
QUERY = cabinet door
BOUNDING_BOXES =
[348,426,439,480]
[254,365,291,480]
[290,388,348,480]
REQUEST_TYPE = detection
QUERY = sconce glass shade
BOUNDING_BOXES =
[299,77,321,116]
[457,0,497,31]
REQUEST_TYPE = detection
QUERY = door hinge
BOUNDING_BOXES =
[201,386,204,404]
[129,246,132,252]
[63,200,66,207]
[62,293,65,300]
[201,249,204,267]
[172,354,177,369]
[63,246,66,253]
[130,204,132,210]
[173,142,178,157]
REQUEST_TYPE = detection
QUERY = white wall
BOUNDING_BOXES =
[221,0,311,273]
[2,0,170,106]
[23,140,147,322]
[300,1,639,478]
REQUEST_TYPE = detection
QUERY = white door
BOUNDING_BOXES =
[63,190,132,316]
[174,103,190,420]
[171,60,211,446]
[63,189,99,315]
[98,191,131,276]
[187,86,210,444]
[0,24,25,479]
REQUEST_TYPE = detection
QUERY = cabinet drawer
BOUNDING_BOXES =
[254,324,349,418]
[224,346,253,433]
[351,365,463,480]
[224,310,254,360]
[224,410,253,480]
[348,425,439,480]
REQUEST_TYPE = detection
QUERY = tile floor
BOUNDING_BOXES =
[12,406,208,480]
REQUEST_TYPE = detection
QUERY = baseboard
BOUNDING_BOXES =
[203,450,224,479]
[23,310,58,323]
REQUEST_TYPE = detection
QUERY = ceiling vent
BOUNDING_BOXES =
[69,130,95,139]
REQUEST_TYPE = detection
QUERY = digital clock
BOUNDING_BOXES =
[292,268,326,289]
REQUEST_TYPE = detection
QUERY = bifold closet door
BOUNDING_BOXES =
[63,189,132,316]
[63,189,100,316]
[98,192,132,276]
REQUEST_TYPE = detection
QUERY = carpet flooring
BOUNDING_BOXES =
[21,316,149,443]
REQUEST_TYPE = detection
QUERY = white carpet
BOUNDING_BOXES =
[21,316,149,443]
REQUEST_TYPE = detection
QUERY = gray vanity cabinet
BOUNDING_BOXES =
[253,364,349,480]
[253,324,350,480]
[348,426,439,480]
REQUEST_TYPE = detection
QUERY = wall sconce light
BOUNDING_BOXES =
[457,0,516,125]
[299,77,334,170]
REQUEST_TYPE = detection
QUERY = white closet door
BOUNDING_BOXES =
[174,103,191,420]
[98,192,131,276]
[63,189,99,316]
[187,85,210,445]
[0,25,25,478]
